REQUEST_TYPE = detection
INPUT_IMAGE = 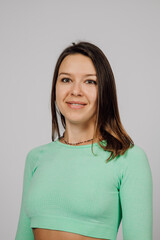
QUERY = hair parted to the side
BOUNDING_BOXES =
[50,41,134,163]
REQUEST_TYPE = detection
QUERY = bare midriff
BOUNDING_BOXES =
[32,228,109,240]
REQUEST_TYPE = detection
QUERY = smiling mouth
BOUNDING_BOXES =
[66,103,86,109]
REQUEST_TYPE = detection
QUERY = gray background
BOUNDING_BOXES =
[0,0,159,239]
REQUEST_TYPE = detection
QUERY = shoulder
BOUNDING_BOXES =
[25,141,53,166]
[115,144,153,191]
[119,144,149,166]
[115,144,152,178]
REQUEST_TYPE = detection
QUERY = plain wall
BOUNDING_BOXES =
[0,0,159,239]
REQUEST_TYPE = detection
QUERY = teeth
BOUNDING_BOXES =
[70,103,83,105]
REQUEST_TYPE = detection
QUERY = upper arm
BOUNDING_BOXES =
[119,146,153,240]
[15,150,35,240]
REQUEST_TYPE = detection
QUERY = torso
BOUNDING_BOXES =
[32,228,109,240]
[33,136,109,240]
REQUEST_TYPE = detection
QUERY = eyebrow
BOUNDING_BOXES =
[58,72,97,77]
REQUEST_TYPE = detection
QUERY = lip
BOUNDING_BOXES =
[66,103,86,109]
[66,101,87,105]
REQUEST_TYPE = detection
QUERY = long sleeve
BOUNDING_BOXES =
[119,146,153,240]
[15,150,35,240]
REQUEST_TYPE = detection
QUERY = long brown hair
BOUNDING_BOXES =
[51,41,134,163]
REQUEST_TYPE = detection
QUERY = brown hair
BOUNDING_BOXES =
[50,41,134,163]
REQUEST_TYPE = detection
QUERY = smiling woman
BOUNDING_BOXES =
[15,41,153,240]
[55,53,98,131]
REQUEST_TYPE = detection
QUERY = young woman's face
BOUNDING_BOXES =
[55,54,98,125]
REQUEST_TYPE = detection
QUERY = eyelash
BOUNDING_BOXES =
[60,78,97,85]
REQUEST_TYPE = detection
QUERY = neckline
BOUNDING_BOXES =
[54,138,107,149]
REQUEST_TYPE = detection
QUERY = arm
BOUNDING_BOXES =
[119,146,153,240]
[15,150,35,240]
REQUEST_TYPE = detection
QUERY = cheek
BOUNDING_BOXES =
[56,85,66,100]
[89,89,98,104]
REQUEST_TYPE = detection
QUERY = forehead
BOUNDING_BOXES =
[58,54,97,76]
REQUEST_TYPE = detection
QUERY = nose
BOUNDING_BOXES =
[70,81,83,96]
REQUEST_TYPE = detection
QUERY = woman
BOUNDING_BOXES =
[15,41,153,240]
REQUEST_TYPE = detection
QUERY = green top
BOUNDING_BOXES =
[15,139,153,240]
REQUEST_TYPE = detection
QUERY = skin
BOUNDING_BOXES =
[55,53,99,144]
[32,54,108,240]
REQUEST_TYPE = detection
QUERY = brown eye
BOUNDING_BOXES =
[61,78,70,83]
[86,80,97,85]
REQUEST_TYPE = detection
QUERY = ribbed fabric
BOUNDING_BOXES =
[15,139,153,240]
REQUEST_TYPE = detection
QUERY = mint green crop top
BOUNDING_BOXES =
[15,139,153,240]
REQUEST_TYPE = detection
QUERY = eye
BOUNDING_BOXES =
[61,78,70,83]
[60,78,97,85]
[86,80,97,85]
